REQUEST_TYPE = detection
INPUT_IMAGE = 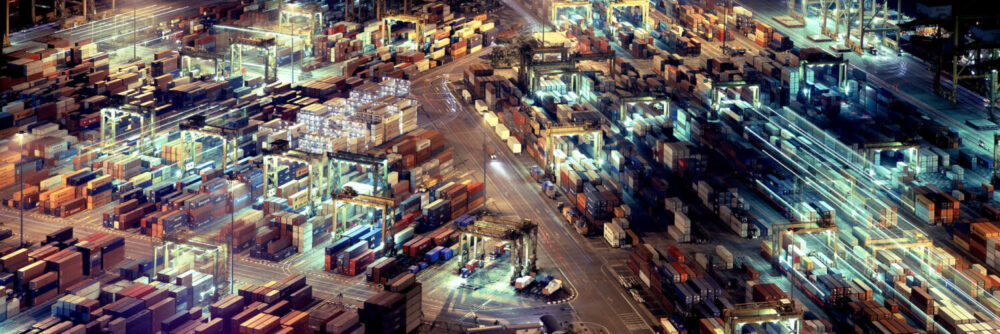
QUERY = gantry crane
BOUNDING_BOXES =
[262,150,329,213]
[100,105,156,155]
[383,13,425,46]
[817,0,843,40]
[710,80,760,118]
[280,3,323,36]
[604,0,651,31]
[329,151,389,197]
[230,36,278,83]
[518,44,616,93]
[452,215,538,280]
[771,221,839,268]
[839,0,902,55]
[619,94,671,122]
[178,115,239,174]
[799,57,849,91]
[179,46,227,80]
[864,233,932,263]
[331,188,397,252]
[724,300,803,334]
[861,141,919,173]
[542,121,604,175]
[549,1,592,27]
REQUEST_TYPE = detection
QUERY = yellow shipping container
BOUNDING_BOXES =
[289,190,308,211]
[87,175,112,189]
[130,172,152,186]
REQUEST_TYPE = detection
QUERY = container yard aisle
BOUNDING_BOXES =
[413,74,657,332]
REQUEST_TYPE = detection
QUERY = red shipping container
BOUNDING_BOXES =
[347,249,375,276]
[667,245,685,263]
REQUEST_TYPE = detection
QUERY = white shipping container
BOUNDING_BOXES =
[604,222,625,248]
[507,137,521,154]
[495,124,510,140]
[474,100,488,112]
[674,211,691,229]
[484,112,499,126]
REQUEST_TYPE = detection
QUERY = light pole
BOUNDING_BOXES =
[17,131,25,247]
[228,176,236,294]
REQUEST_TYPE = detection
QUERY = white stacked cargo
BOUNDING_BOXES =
[670,211,691,243]
[914,194,934,224]
[951,190,965,201]
[713,245,730,269]
[484,112,499,127]
[929,246,956,268]
[986,237,1000,271]
[507,137,521,155]
[662,141,690,171]
[695,180,713,209]
[665,197,686,214]
[401,105,418,134]
[795,202,819,223]
[474,100,488,113]
[694,253,710,270]
[495,124,510,140]
[936,302,977,330]
[410,166,425,188]
[556,104,575,123]
[293,221,313,253]
[949,164,964,181]
[609,150,624,171]
[865,199,898,228]
[542,278,562,296]
[514,276,534,289]
[929,146,950,169]
[720,205,746,238]
[918,148,939,173]
[604,222,625,248]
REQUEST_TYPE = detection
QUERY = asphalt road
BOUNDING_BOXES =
[408,42,657,332]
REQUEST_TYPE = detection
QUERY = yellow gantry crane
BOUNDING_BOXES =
[179,46,227,80]
[549,1,592,27]
[178,118,239,174]
[724,300,803,334]
[100,105,156,155]
[383,13,425,46]
[605,0,651,30]
[331,187,397,250]
[864,235,932,263]
[543,121,604,175]
[771,221,839,268]
[452,216,538,280]
[230,36,278,83]
[262,150,328,212]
